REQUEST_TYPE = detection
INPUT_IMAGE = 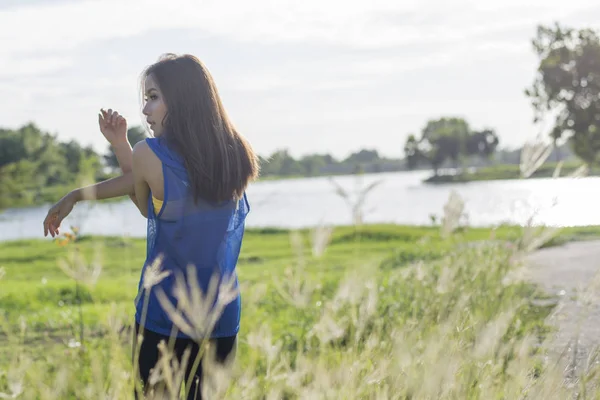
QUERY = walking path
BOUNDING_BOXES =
[526,240,600,384]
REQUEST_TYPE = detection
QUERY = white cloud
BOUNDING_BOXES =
[0,55,73,78]
[2,0,596,84]
[2,0,595,88]
[4,0,596,54]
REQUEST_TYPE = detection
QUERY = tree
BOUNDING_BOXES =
[403,117,499,174]
[0,128,29,168]
[525,22,600,166]
[466,129,499,160]
[299,154,333,176]
[403,134,422,169]
[344,149,380,164]
[421,118,471,168]
[104,126,148,169]
[259,149,304,177]
[0,123,106,209]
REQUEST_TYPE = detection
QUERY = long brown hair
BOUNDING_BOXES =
[141,53,259,204]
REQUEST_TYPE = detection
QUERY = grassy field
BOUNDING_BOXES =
[2,223,600,398]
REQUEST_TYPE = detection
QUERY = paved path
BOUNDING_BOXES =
[526,240,600,384]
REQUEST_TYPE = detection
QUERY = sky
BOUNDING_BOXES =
[1,0,599,160]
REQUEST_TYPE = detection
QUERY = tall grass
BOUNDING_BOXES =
[0,223,574,399]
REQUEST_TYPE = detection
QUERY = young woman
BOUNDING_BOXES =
[43,53,260,398]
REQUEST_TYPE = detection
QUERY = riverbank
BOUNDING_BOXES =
[424,161,597,183]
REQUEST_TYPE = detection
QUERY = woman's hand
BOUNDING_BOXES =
[99,108,128,145]
[43,191,79,238]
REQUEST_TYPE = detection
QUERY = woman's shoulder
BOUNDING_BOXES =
[132,138,156,160]
[143,137,186,172]
[132,138,150,156]
[132,138,164,198]
[132,139,161,172]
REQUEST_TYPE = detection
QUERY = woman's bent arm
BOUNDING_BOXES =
[111,141,138,203]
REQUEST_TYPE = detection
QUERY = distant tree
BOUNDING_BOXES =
[61,140,85,174]
[299,154,333,176]
[280,152,303,176]
[258,155,270,174]
[403,134,422,169]
[0,126,31,168]
[0,123,105,209]
[259,149,304,176]
[104,126,148,169]
[466,129,500,160]
[344,149,380,164]
[423,118,471,167]
[421,118,470,142]
[525,22,600,165]
[403,117,499,174]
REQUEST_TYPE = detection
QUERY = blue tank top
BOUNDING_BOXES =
[134,136,249,339]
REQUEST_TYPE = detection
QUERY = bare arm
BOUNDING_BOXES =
[111,141,133,172]
[72,172,135,202]
[111,140,138,202]
[43,172,139,238]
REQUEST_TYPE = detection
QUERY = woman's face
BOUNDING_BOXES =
[142,74,167,137]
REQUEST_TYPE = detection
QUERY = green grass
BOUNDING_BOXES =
[424,161,600,183]
[1,223,599,398]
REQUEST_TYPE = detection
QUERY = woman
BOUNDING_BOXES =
[43,53,260,398]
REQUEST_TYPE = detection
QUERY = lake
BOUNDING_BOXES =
[1,170,598,242]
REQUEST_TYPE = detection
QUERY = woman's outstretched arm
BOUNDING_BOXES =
[73,172,135,202]
[43,172,138,237]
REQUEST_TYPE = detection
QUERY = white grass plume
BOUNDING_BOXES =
[155,265,239,341]
[57,247,102,287]
[441,190,467,237]
[328,175,383,226]
[520,138,553,178]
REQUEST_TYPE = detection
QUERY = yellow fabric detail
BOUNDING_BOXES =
[152,196,163,213]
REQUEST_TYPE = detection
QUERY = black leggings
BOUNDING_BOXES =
[133,322,237,400]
